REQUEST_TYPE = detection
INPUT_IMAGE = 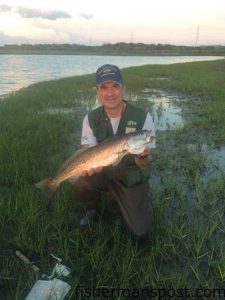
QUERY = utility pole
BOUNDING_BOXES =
[130,31,134,43]
[195,25,200,46]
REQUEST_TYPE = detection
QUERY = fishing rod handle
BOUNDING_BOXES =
[16,251,40,274]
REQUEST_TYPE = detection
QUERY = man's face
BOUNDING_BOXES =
[97,81,125,110]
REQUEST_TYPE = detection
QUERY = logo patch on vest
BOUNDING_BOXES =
[125,121,137,133]
[125,127,136,134]
[127,120,137,126]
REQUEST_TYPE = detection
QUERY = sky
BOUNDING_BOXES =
[0,0,225,46]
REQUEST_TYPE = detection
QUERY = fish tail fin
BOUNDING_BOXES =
[35,178,58,193]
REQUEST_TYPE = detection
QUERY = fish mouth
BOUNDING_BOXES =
[148,136,155,143]
[143,130,155,144]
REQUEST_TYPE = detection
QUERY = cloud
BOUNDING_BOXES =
[0,32,31,45]
[0,4,11,12]
[0,4,72,20]
[79,13,93,20]
[16,7,71,20]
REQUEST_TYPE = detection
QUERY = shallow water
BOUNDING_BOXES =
[207,146,225,172]
[0,55,222,96]
[191,144,225,174]
[139,88,184,131]
[137,89,225,176]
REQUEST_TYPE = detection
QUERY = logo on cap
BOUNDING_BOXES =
[96,64,123,86]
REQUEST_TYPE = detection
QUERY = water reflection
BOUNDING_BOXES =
[1,55,31,93]
[137,88,184,131]
[0,55,223,96]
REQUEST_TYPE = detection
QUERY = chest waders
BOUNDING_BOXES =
[73,102,154,238]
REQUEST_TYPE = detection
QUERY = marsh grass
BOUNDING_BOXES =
[0,60,225,299]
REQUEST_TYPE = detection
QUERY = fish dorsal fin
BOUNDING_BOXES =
[57,147,87,174]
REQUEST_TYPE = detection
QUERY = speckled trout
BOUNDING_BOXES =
[35,130,154,192]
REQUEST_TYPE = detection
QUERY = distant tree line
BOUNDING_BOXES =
[0,42,224,55]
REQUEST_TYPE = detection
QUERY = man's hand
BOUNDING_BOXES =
[81,166,103,177]
[134,147,152,169]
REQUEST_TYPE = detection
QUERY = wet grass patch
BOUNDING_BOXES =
[0,59,225,299]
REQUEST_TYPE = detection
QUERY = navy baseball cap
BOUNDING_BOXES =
[96,64,123,86]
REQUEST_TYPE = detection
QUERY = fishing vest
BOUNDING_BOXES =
[88,102,151,187]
